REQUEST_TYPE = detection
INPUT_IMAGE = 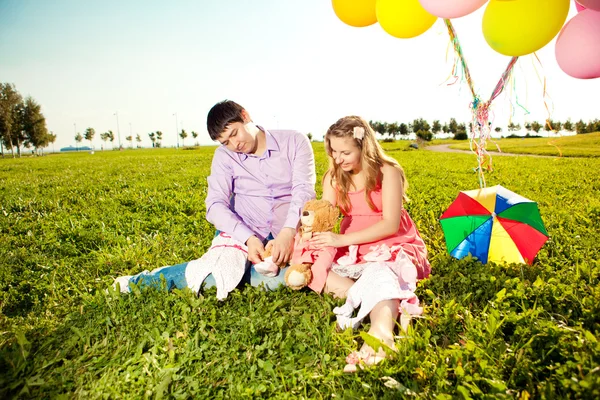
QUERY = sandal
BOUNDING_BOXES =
[343,348,388,373]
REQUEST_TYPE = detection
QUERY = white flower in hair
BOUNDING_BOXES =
[353,126,365,140]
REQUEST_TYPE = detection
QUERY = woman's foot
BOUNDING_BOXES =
[343,333,396,373]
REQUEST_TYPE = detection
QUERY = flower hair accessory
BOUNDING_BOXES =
[353,126,365,140]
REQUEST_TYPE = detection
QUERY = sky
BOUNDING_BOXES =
[1,0,599,150]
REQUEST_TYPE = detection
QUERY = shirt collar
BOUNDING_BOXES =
[237,126,279,161]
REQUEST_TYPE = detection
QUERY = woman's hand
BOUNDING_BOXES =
[311,232,347,249]
[266,227,295,265]
[246,236,265,264]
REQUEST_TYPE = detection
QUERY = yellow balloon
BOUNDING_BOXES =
[376,0,437,39]
[482,0,570,56]
[332,0,378,27]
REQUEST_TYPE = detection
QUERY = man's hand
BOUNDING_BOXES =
[266,228,295,265]
[246,236,265,264]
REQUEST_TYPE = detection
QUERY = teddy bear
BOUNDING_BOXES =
[254,199,339,292]
[285,199,339,291]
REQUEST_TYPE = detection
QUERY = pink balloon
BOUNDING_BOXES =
[418,0,488,19]
[555,9,600,79]
[577,0,600,11]
[575,2,586,12]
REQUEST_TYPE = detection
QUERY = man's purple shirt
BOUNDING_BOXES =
[205,127,316,244]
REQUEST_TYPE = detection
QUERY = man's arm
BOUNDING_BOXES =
[269,133,316,264]
[205,150,255,245]
[284,132,317,229]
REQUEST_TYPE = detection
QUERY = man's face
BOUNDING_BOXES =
[217,120,258,154]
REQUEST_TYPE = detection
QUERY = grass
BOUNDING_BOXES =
[1,145,599,398]
[445,132,600,157]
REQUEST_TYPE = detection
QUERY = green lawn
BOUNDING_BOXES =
[1,146,599,398]
[444,132,600,157]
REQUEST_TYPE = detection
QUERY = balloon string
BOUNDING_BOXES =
[532,53,562,157]
[443,19,476,99]
[444,19,519,188]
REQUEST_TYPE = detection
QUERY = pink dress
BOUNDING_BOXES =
[291,234,337,293]
[335,188,431,280]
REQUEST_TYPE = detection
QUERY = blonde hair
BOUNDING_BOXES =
[324,116,408,214]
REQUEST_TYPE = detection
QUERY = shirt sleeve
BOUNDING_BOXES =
[283,132,317,230]
[205,150,255,244]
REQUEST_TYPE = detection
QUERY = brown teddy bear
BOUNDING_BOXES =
[285,199,339,291]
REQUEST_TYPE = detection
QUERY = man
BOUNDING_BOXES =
[206,100,316,266]
[112,100,316,295]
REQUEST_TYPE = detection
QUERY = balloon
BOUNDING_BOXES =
[332,0,377,27]
[577,0,600,11]
[555,9,600,79]
[418,0,488,19]
[575,1,586,11]
[482,0,570,56]
[377,0,437,39]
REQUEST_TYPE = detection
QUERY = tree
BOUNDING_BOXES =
[386,122,400,139]
[100,132,109,150]
[554,120,562,132]
[369,121,386,135]
[432,120,441,135]
[306,132,312,142]
[544,119,554,136]
[448,118,459,134]
[399,123,409,136]
[148,132,156,147]
[575,119,587,134]
[508,122,519,132]
[107,130,115,149]
[136,133,142,148]
[586,119,600,133]
[494,127,502,133]
[524,122,532,132]
[454,123,467,140]
[84,127,95,149]
[563,119,573,132]
[75,132,83,150]
[21,96,49,155]
[531,121,542,133]
[47,132,56,154]
[156,131,163,147]
[179,129,188,147]
[412,118,430,134]
[0,83,25,157]
[442,123,449,134]
[191,131,199,146]
[125,135,133,148]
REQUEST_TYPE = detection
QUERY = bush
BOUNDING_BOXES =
[453,132,468,140]
[416,130,433,141]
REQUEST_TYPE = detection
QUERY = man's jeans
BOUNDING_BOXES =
[127,232,288,293]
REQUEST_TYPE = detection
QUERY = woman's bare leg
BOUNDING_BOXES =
[362,299,400,363]
[324,271,354,299]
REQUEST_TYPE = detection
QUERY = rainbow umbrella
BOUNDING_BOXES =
[440,185,548,264]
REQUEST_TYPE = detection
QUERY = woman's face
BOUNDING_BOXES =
[328,136,362,173]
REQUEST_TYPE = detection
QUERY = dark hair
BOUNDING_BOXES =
[206,100,245,140]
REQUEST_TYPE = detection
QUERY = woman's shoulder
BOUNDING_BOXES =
[380,163,401,179]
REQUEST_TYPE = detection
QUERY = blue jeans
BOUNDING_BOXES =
[128,232,288,293]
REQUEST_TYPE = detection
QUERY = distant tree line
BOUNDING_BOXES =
[370,118,468,141]
[0,83,55,157]
[370,117,600,141]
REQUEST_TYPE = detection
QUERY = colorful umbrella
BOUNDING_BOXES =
[440,185,548,264]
